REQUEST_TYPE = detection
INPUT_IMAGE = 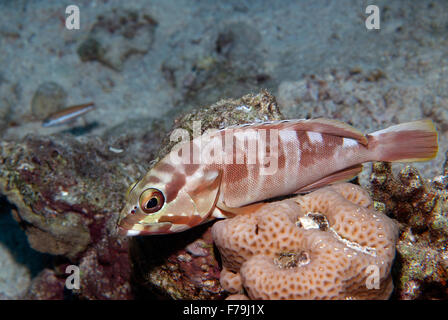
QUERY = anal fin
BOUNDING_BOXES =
[294,164,363,193]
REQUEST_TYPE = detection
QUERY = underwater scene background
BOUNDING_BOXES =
[0,0,447,300]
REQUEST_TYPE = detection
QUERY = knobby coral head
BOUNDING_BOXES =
[212,182,399,300]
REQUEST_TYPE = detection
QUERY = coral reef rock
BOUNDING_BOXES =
[0,120,167,299]
[212,183,399,300]
[0,242,31,299]
[369,157,448,299]
[24,268,66,300]
[30,82,67,119]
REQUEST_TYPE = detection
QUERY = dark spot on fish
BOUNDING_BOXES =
[185,163,200,176]
[225,163,249,183]
[157,163,175,173]
[164,172,186,203]
[148,176,161,184]
[278,154,286,169]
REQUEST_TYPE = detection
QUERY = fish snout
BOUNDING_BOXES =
[117,220,174,236]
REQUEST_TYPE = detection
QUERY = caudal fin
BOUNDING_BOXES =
[367,119,438,162]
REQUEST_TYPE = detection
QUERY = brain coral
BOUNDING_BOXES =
[212,183,399,300]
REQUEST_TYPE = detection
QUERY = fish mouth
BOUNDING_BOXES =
[117,226,139,236]
[117,222,173,236]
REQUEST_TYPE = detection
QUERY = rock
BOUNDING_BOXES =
[0,113,167,299]
[0,242,31,299]
[160,21,273,113]
[77,236,132,299]
[215,22,262,70]
[76,38,104,64]
[0,78,20,134]
[130,226,224,299]
[369,160,448,299]
[30,82,67,119]
[0,195,54,299]
[77,9,158,71]
[24,269,66,300]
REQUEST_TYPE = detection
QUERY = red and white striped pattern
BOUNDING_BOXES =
[118,118,438,235]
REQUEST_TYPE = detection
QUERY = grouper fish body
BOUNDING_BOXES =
[118,118,438,235]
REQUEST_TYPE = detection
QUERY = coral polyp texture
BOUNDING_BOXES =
[212,183,399,300]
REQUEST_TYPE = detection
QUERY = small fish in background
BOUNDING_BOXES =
[42,102,95,127]
[118,118,438,236]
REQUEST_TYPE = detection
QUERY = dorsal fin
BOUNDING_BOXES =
[225,118,368,145]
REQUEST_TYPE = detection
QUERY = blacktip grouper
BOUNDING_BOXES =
[118,118,438,235]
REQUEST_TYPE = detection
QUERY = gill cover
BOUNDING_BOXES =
[158,170,223,228]
[119,170,222,235]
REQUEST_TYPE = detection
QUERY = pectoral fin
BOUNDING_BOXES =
[217,201,266,216]
[187,170,222,218]
[294,164,363,193]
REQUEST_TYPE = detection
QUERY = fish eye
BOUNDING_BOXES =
[139,188,165,214]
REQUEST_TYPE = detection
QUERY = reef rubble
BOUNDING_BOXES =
[369,154,448,299]
[0,115,168,299]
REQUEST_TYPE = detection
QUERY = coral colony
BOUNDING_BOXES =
[212,183,398,299]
